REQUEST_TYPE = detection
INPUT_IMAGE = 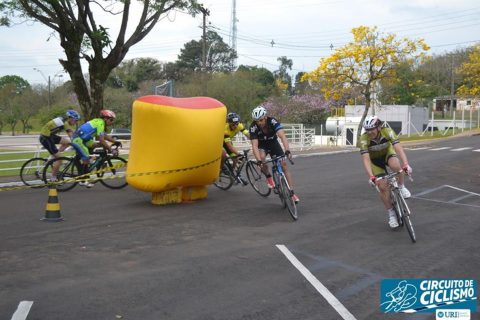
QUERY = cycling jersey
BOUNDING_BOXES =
[224,122,249,143]
[359,127,399,159]
[360,127,400,176]
[40,117,74,137]
[249,117,285,158]
[71,118,106,161]
[74,118,106,141]
[249,117,283,141]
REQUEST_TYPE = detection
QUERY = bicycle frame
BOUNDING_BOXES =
[376,171,416,242]
[224,149,250,184]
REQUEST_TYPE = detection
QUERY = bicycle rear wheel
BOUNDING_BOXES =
[98,156,128,189]
[20,157,47,187]
[213,163,234,190]
[397,194,416,243]
[280,176,298,220]
[42,157,80,192]
[246,161,271,197]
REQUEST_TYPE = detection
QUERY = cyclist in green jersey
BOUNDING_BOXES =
[360,115,412,229]
[70,109,121,188]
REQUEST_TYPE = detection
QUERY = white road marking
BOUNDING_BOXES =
[444,185,480,197]
[406,147,431,150]
[450,147,473,151]
[11,301,33,320]
[473,149,480,152]
[276,244,357,320]
[430,147,451,151]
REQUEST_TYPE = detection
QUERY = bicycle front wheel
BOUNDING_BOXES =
[391,190,404,227]
[98,156,128,189]
[20,157,47,187]
[280,175,298,221]
[42,157,80,192]
[397,194,416,243]
[214,163,234,190]
[246,161,271,197]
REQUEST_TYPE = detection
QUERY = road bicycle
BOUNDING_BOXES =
[248,155,298,221]
[376,171,416,243]
[42,145,128,192]
[20,154,48,188]
[214,149,250,190]
[20,145,76,188]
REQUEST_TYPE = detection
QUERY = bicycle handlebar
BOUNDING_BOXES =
[261,154,294,165]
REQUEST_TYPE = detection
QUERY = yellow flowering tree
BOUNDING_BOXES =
[457,45,480,101]
[302,26,429,141]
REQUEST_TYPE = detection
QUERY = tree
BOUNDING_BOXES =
[176,30,237,73]
[107,57,164,92]
[457,44,480,98]
[302,26,429,142]
[0,75,31,93]
[274,56,293,94]
[1,0,200,120]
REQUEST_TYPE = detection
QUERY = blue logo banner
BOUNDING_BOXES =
[380,279,477,313]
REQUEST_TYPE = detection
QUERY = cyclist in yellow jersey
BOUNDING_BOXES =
[222,112,250,167]
[360,115,412,229]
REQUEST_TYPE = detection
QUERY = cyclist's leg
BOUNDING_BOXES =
[40,135,62,179]
[371,157,391,209]
[58,135,71,153]
[386,146,405,186]
[71,137,91,175]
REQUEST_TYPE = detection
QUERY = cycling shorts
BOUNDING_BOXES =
[258,139,285,158]
[39,134,62,155]
[71,137,95,161]
[371,144,397,176]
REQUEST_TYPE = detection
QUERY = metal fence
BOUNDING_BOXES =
[233,123,316,151]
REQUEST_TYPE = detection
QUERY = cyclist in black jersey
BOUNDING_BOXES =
[249,105,299,203]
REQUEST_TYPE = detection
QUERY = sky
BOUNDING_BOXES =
[0,0,479,87]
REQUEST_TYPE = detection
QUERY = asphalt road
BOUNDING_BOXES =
[1,135,479,320]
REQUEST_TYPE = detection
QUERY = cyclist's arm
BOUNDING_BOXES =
[276,129,290,152]
[393,142,408,166]
[97,134,114,152]
[251,139,261,161]
[224,141,239,156]
[362,153,375,177]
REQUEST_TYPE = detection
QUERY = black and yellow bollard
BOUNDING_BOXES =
[42,184,64,222]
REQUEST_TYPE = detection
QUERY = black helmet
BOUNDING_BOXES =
[227,112,240,124]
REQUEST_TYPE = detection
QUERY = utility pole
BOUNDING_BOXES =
[450,54,455,118]
[200,6,210,72]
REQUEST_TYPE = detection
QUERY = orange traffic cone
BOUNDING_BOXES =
[42,184,64,222]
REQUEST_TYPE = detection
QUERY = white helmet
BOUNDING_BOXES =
[251,105,267,120]
[363,115,381,130]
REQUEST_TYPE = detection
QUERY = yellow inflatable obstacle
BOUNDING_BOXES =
[126,95,226,204]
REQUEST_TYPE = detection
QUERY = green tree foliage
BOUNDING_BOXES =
[0,75,30,93]
[175,67,275,121]
[107,58,164,92]
[274,56,293,94]
[175,30,237,75]
[1,0,200,120]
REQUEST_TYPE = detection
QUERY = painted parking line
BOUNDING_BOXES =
[11,301,33,320]
[429,147,452,151]
[450,147,473,151]
[276,244,357,320]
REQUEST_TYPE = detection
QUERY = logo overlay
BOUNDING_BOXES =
[436,309,470,320]
[380,279,477,313]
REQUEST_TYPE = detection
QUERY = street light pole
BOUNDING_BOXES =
[34,68,63,110]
